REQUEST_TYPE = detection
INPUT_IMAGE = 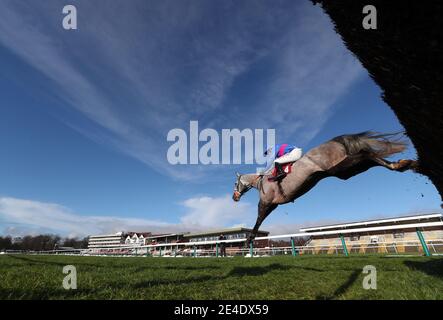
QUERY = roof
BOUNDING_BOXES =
[299,213,443,232]
[259,220,443,241]
[125,232,152,237]
[89,232,124,238]
[144,233,187,240]
[184,227,269,238]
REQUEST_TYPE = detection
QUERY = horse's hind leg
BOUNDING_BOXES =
[373,157,418,172]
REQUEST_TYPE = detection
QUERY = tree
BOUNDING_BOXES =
[0,236,12,250]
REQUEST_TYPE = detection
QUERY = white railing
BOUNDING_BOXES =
[3,220,442,257]
[8,239,441,257]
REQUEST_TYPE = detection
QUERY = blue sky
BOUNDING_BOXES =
[0,0,441,237]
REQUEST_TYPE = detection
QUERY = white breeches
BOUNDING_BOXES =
[274,148,303,164]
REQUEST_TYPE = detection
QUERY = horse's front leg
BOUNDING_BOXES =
[373,157,419,172]
[246,200,278,245]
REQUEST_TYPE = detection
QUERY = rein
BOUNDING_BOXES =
[256,175,265,194]
[238,174,264,196]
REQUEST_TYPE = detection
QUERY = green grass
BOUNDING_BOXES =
[1,254,443,299]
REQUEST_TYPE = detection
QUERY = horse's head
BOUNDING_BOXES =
[233,172,252,202]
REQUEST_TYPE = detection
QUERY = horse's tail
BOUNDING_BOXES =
[332,131,408,158]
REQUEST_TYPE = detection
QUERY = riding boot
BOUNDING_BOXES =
[270,163,287,181]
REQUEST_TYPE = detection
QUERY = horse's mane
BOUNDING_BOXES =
[331,131,408,158]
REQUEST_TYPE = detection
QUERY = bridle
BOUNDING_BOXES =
[233,190,242,199]
[234,174,262,198]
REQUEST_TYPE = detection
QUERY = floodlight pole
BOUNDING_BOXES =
[340,234,349,257]
[291,237,297,256]
[416,228,431,256]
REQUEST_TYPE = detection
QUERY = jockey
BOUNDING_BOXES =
[265,143,303,181]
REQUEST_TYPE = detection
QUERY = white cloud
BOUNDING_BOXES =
[180,195,254,228]
[0,195,254,237]
[0,197,172,237]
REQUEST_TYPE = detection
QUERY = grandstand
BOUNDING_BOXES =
[76,213,443,257]
[87,232,126,249]
[298,213,443,255]
[85,227,269,256]
[184,227,269,247]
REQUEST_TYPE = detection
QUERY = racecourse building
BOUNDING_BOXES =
[181,227,270,255]
[144,233,187,245]
[124,232,152,245]
[88,231,177,249]
[87,232,126,249]
[139,228,269,256]
[86,227,269,256]
[184,227,269,245]
[85,214,443,256]
[88,231,156,253]
[143,227,269,256]
[299,213,443,255]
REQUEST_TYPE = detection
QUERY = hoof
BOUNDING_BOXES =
[396,159,418,172]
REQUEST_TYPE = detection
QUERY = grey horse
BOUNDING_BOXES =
[232,132,418,244]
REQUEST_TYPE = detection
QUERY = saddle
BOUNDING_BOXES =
[267,162,294,182]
